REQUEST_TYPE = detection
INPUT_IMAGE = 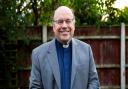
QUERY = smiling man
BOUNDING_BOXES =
[53,6,75,45]
[29,6,100,89]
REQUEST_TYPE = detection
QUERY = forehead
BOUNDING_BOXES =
[54,7,74,20]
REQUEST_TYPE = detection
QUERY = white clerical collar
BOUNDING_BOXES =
[63,44,69,48]
[55,38,72,48]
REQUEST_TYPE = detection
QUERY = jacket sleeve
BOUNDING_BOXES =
[87,46,100,89]
[29,50,44,89]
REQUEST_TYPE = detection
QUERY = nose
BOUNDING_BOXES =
[61,21,68,28]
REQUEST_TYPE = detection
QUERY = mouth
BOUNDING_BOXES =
[58,28,71,37]
[59,29,70,33]
[59,30,70,33]
[59,30,70,35]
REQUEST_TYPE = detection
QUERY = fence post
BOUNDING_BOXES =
[42,25,47,43]
[120,23,125,89]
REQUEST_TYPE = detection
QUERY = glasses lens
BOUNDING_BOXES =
[54,18,74,25]
[57,20,63,24]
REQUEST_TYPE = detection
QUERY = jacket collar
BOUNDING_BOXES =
[47,38,79,89]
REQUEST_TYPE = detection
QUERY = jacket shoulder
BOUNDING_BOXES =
[32,40,52,56]
[74,38,90,48]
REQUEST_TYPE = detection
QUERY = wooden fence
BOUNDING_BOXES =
[9,24,128,89]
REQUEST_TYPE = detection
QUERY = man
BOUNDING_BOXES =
[29,6,100,89]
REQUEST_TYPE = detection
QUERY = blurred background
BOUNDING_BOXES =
[0,0,128,89]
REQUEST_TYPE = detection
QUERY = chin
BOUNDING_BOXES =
[61,38,71,43]
[59,36,72,43]
[61,38,70,41]
[61,36,70,40]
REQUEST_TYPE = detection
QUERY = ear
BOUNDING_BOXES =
[53,24,55,32]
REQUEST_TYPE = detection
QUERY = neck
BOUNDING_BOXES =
[56,38,71,45]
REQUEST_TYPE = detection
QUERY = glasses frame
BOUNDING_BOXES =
[53,18,75,25]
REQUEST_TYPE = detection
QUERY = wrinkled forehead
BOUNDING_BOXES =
[53,6,74,20]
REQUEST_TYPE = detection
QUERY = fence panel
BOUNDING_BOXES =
[16,25,128,89]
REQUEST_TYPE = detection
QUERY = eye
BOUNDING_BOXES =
[57,20,63,24]
[65,19,72,24]
[53,18,74,25]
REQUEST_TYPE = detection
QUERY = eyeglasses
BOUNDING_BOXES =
[53,18,74,25]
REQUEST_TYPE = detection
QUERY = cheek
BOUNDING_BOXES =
[53,24,59,30]
[53,24,60,34]
[70,25,75,32]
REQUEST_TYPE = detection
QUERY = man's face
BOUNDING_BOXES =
[53,7,75,44]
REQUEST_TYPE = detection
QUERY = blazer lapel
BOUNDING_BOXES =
[47,39,61,89]
[47,38,80,89]
[70,38,79,89]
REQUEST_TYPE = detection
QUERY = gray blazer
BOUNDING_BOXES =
[29,38,100,89]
